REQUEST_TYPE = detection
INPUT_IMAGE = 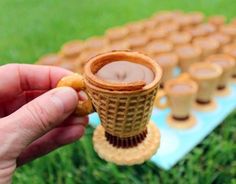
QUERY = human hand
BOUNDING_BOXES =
[0,64,88,184]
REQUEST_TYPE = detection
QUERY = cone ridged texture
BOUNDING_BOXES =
[85,81,158,137]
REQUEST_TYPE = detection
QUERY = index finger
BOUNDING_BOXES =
[0,64,74,100]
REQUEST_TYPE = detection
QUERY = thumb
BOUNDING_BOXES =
[2,87,78,148]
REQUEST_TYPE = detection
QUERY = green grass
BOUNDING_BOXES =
[0,0,236,183]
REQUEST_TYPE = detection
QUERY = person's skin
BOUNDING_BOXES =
[0,64,88,184]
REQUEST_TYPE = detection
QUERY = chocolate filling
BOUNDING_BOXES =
[172,115,189,121]
[105,129,148,148]
[196,99,210,104]
[160,83,164,89]
[217,85,225,90]
[95,61,154,85]
[232,74,236,78]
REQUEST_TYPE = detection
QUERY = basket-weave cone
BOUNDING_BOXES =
[84,51,162,138]
[84,51,162,165]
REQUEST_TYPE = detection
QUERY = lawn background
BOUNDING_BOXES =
[0,0,236,183]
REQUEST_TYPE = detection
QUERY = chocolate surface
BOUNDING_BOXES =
[95,61,154,84]
[176,44,201,58]
[194,67,217,77]
[170,83,192,93]
[155,53,177,65]
[193,38,219,50]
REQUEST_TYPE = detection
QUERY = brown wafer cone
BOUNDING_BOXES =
[188,62,222,111]
[158,21,180,34]
[126,21,145,36]
[142,18,157,32]
[223,44,236,78]
[146,28,168,41]
[172,13,193,30]
[84,51,162,138]
[220,24,236,40]
[165,77,198,119]
[168,31,192,46]
[105,26,129,43]
[175,43,202,72]
[208,32,232,52]
[126,34,150,53]
[155,76,198,129]
[187,26,208,38]
[208,15,226,27]
[153,52,178,86]
[206,54,235,93]
[84,36,110,51]
[188,23,216,38]
[197,23,217,35]
[36,53,61,66]
[145,40,173,56]
[60,40,85,60]
[188,12,205,25]
[83,51,162,165]
[152,11,180,25]
[104,41,130,51]
[193,37,220,59]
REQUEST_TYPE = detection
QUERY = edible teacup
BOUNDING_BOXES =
[223,44,236,79]
[168,31,192,46]
[208,32,231,52]
[206,54,235,96]
[189,63,222,102]
[155,77,198,129]
[193,37,220,59]
[153,53,178,87]
[60,40,85,60]
[146,40,173,55]
[105,27,129,43]
[188,63,223,111]
[175,44,202,72]
[57,51,162,165]
[208,15,226,27]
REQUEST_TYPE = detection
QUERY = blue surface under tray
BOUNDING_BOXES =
[89,83,236,170]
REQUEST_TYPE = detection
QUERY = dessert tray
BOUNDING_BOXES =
[89,82,236,170]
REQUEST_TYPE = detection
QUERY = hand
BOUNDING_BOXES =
[0,64,88,184]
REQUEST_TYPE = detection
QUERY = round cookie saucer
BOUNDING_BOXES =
[167,114,196,129]
[215,87,231,96]
[193,100,217,112]
[93,121,160,165]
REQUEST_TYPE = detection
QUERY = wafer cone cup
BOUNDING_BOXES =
[206,54,235,89]
[166,78,198,119]
[188,62,222,103]
[175,44,202,72]
[193,37,220,59]
[84,51,162,138]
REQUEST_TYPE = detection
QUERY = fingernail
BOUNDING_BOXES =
[51,87,78,113]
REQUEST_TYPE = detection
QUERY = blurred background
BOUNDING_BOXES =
[0,0,235,183]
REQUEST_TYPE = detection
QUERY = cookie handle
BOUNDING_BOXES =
[57,73,94,116]
[155,90,169,109]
